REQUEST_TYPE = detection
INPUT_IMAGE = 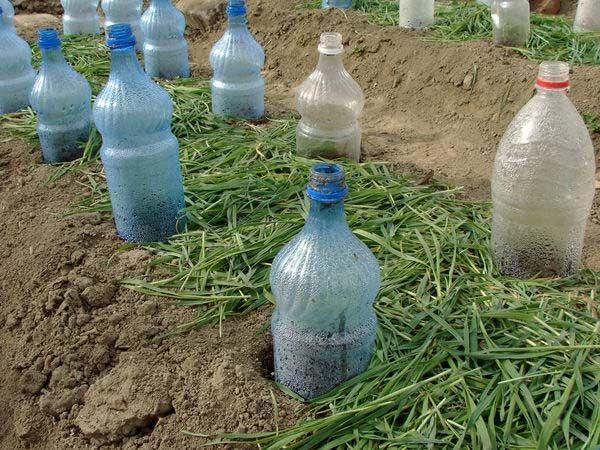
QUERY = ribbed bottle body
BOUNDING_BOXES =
[141,0,190,78]
[492,0,530,47]
[322,0,352,8]
[491,65,595,278]
[209,14,265,119]
[30,46,92,163]
[271,165,380,399]
[101,0,144,50]
[574,0,600,32]
[61,0,100,35]
[0,18,36,114]
[94,45,185,242]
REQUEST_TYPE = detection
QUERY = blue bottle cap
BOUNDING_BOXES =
[38,28,61,50]
[106,23,136,50]
[307,163,349,203]
[227,0,246,17]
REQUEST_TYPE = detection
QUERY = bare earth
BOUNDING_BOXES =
[1,0,599,448]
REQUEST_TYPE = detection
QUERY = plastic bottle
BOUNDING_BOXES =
[0,0,15,31]
[141,0,190,79]
[101,0,144,51]
[492,0,530,47]
[322,0,352,9]
[296,33,364,161]
[271,163,380,400]
[30,28,92,163]
[574,0,600,32]
[209,0,265,119]
[94,24,185,242]
[61,0,100,35]
[0,7,36,114]
[491,61,596,278]
[399,0,434,28]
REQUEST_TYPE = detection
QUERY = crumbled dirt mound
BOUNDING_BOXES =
[13,0,63,15]
[1,0,599,448]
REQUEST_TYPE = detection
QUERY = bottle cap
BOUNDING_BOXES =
[307,163,349,203]
[536,61,570,89]
[318,32,343,56]
[38,28,61,50]
[227,0,246,17]
[106,23,137,50]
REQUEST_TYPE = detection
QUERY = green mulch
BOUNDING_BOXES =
[1,34,599,450]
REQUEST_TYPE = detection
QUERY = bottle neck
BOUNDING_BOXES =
[110,47,144,77]
[306,199,347,226]
[535,86,568,97]
[317,52,344,70]
[41,47,67,67]
[227,14,248,28]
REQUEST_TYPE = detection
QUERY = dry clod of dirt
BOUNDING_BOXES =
[14,13,61,41]
[177,0,226,32]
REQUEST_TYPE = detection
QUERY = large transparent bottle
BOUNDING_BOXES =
[0,0,15,32]
[322,0,352,8]
[296,33,364,161]
[94,24,185,242]
[574,0,600,32]
[271,163,380,400]
[61,0,100,35]
[491,61,596,278]
[101,0,144,51]
[209,0,264,119]
[492,0,530,47]
[0,7,35,114]
[141,0,190,79]
[399,0,434,28]
[30,28,92,163]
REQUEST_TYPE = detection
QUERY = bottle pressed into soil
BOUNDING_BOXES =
[94,24,186,242]
[399,0,434,29]
[0,7,36,114]
[296,33,364,161]
[101,0,144,51]
[271,163,380,400]
[491,0,530,47]
[61,0,100,35]
[209,0,265,119]
[141,0,190,79]
[491,61,596,278]
[30,28,92,163]
[574,0,600,32]
[322,0,352,9]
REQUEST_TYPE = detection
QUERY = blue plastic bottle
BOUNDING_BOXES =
[209,0,265,119]
[0,7,36,114]
[323,0,352,8]
[141,0,190,79]
[0,0,15,32]
[270,164,380,400]
[94,24,185,242]
[101,0,144,51]
[30,29,92,163]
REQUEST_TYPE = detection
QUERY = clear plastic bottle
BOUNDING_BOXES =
[141,0,190,79]
[492,0,530,47]
[491,61,596,278]
[30,28,92,163]
[209,0,265,119]
[271,163,380,400]
[101,0,144,51]
[61,0,100,35]
[296,33,364,161]
[0,7,35,114]
[322,0,352,9]
[574,0,600,32]
[94,24,185,242]
[399,0,434,28]
[0,0,15,32]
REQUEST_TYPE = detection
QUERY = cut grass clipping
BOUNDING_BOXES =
[300,0,600,65]
[2,36,600,449]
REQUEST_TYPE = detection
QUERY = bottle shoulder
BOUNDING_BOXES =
[30,66,92,107]
[209,28,265,69]
[141,5,186,38]
[0,33,34,76]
